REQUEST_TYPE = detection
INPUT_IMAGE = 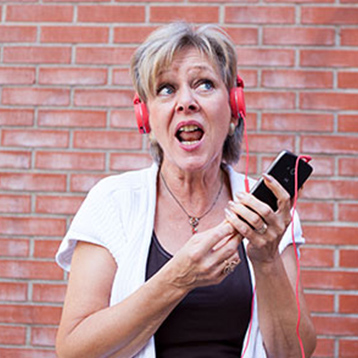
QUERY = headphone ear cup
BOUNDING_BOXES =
[133,94,150,134]
[230,75,246,120]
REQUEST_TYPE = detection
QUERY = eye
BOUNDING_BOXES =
[157,84,175,96]
[197,79,214,91]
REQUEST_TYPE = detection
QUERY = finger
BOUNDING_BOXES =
[262,174,291,211]
[197,220,236,252]
[230,192,277,233]
[211,233,242,263]
[235,191,274,220]
[209,249,241,282]
[221,254,241,276]
[224,208,265,247]
[228,198,266,232]
[212,231,241,251]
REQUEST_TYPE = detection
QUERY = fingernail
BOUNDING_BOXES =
[228,200,235,208]
[263,173,273,182]
[235,192,244,199]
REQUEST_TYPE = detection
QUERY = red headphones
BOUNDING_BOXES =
[133,74,246,134]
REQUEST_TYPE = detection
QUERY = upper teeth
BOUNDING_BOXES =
[178,125,200,132]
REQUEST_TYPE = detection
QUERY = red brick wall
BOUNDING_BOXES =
[0,1,357,357]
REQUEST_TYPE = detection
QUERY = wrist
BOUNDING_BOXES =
[154,259,192,301]
[251,253,283,276]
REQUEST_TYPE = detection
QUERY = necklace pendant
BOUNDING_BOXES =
[160,171,224,236]
[189,217,200,234]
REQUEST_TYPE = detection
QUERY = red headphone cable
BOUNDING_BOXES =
[291,155,311,358]
[239,111,255,358]
[239,112,311,356]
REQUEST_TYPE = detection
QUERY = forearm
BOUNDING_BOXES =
[253,255,315,358]
[57,223,239,358]
[57,263,187,358]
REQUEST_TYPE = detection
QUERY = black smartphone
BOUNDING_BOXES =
[251,150,313,211]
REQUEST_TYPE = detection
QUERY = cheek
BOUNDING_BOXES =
[147,109,172,146]
[147,101,172,127]
[216,90,232,115]
[214,99,232,128]
[146,105,161,133]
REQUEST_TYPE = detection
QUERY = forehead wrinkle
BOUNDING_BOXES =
[158,48,218,75]
[157,64,218,81]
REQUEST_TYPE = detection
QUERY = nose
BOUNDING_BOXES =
[175,87,200,114]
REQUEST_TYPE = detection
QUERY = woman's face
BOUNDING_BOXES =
[146,47,235,174]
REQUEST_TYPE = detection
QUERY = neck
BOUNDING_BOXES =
[159,159,225,218]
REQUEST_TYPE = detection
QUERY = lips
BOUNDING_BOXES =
[175,123,204,145]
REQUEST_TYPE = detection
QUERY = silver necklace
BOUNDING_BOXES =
[160,171,224,234]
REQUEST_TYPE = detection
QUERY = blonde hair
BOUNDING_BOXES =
[130,22,244,164]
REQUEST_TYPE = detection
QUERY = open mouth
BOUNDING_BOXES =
[176,124,204,145]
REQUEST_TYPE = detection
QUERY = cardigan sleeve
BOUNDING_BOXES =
[56,176,125,272]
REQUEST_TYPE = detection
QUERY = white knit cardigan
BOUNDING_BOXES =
[56,163,304,358]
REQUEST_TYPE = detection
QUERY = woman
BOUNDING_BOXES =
[55,22,316,358]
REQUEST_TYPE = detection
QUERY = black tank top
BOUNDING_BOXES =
[146,232,253,358]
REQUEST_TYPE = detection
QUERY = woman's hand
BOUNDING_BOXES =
[167,221,243,292]
[224,174,292,265]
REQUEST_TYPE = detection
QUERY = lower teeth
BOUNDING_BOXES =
[182,140,200,145]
